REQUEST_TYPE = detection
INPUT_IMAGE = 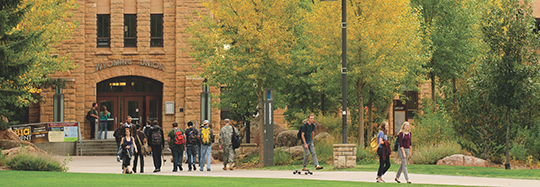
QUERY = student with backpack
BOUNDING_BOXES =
[395,122,412,184]
[199,120,213,171]
[299,114,323,171]
[185,121,199,171]
[148,121,164,172]
[168,122,185,172]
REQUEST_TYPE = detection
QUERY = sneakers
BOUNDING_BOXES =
[207,168,211,171]
[223,166,228,170]
[153,169,160,173]
[301,168,309,171]
[116,156,121,162]
[316,165,324,170]
[229,163,234,170]
[193,164,196,171]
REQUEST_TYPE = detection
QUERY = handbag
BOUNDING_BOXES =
[136,133,150,156]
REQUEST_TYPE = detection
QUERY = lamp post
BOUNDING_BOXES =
[322,0,347,144]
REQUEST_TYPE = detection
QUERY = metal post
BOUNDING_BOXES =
[263,88,274,167]
[53,86,64,122]
[341,0,348,144]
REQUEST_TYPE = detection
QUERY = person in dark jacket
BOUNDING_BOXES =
[148,120,164,172]
[376,121,391,183]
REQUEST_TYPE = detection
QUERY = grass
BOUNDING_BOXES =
[258,163,540,180]
[0,170,458,187]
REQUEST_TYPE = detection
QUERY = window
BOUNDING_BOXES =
[124,14,137,47]
[151,14,163,47]
[535,18,540,34]
[405,91,418,119]
[97,14,110,47]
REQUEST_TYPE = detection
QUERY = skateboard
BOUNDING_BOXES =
[293,169,313,175]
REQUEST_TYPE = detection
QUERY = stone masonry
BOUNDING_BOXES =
[333,144,356,169]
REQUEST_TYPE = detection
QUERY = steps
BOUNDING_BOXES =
[76,139,172,156]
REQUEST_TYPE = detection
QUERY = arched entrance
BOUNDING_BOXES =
[97,76,163,131]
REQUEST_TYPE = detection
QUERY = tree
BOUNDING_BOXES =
[186,0,303,165]
[303,0,425,145]
[479,0,540,169]
[411,0,482,106]
[0,0,77,129]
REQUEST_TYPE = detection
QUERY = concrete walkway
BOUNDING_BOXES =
[62,156,540,187]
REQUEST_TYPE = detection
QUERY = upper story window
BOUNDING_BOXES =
[97,14,110,47]
[151,14,163,47]
[124,14,137,47]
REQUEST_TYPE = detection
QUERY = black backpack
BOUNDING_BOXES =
[85,110,92,121]
[231,127,240,150]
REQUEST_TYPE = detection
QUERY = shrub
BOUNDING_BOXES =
[413,99,455,148]
[356,147,377,165]
[274,149,291,165]
[4,147,69,172]
[410,140,462,164]
[314,140,334,165]
[510,143,528,161]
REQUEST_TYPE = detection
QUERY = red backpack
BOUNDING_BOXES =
[174,129,185,145]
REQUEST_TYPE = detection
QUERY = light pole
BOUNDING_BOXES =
[322,0,347,144]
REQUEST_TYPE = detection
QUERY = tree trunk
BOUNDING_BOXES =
[367,91,373,147]
[431,72,436,104]
[452,77,457,108]
[356,79,364,146]
[257,79,265,167]
[505,106,511,169]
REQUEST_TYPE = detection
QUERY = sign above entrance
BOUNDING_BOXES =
[96,59,165,72]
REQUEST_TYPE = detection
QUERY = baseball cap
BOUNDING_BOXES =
[224,118,230,123]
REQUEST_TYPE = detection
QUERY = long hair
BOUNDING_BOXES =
[399,122,410,134]
[101,105,109,116]
[379,121,388,135]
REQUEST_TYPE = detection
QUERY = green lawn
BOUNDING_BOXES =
[257,163,540,180]
[0,170,460,186]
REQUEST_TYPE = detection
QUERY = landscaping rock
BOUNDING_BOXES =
[0,129,46,157]
[276,130,300,147]
[436,154,488,167]
[275,145,304,159]
[244,116,287,146]
[313,132,334,144]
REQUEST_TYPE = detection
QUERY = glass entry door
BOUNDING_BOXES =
[97,97,118,131]
[146,96,161,125]
[124,97,143,126]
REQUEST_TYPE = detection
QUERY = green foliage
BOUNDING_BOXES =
[273,149,291,166]
[356,147,377,165]
[314,140,334,165]
[509,143,528,162]
[412,99,455,147]
[4,148,69,172]
[410,141,462,165]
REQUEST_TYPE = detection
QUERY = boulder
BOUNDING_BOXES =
[243,116,287,146]
[0,129,46,156]
[275,145,304,159]
[436,154,488,167]
[313,132,334,144]
[276,130,300,147]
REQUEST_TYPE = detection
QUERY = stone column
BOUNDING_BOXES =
[333,144,356,169]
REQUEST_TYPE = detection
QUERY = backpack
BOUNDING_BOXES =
[174,129,185,145]
[393,133,402,151]
[151,128,162,145]
[85,110,92,121]
[297,123,308,142]
[231,126,240,150]
[187,128,198,145]
[201,127,212,145]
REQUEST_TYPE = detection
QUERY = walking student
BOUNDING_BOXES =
[395,122,412,183]
[89,103,98,139]
[149,121,164,172]
[168,122,185,172]
[120,128,137,174]
[300,114,323,171]
[377,121,391,183]
[133,124,147,173]
[185,121,199,171]
[98,105,110,140]
[199,120,213,171]
[219,119,237,170]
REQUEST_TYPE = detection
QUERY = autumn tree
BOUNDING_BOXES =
[479,0,540,169]
[304,0,425,145]
[186,0,303,165]
[0,0,77,129]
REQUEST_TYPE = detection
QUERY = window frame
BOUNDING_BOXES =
[97,14,111,47]
[124,14,137,47]
[150,14,163,47]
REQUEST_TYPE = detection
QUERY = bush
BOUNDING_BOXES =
[510,143,528,161]
[410,141,462,164]
[4,147,69,172]
[356,147,377,165]
[314,140,334,165]
[274,149,291,165]
[412,99,455,147]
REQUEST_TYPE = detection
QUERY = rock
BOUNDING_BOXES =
[276,130,300,147]
[436,154,488,167]
[0,130,47,156]
[275,146,304,159]
[243,116,287,146]
[313,132,333,144]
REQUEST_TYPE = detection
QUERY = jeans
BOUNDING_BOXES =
[171,147,184,171]
[133,151,144,172]
[302,142,319,168]
[377,147,391,177]
[186,145,198,169]
[98,122,107,140]
[396,148,410,180]
[199,144,211,170]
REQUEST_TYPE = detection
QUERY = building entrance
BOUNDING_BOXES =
[97,76,163,131]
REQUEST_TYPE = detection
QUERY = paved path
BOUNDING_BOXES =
[62,156,540,187]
